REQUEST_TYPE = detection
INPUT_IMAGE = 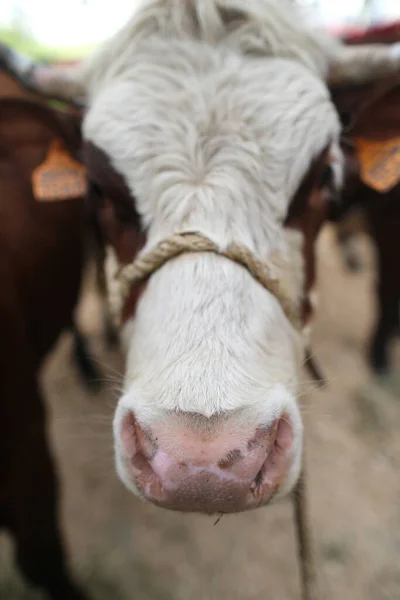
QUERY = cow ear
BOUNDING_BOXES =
[0,97,85,202]
[0,63,83,154]
[331,78,400,196]
[1,55,84,155]
[0,91,83,167]
[330,77,400,138]
[330,82,372,133]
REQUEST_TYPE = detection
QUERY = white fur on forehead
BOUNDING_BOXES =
[80,0,341,257]
[84,51,339,250]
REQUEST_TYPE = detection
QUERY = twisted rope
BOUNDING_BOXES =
[117,231,301,329]
[293,468,320,600]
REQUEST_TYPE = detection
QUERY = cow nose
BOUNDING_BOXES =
[120,413,294,513]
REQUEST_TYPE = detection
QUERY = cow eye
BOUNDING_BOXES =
[87,179,137,225]
[318,165,333,190]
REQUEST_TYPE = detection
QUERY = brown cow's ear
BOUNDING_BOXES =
[0,58,84,144]
[329,25,400,130]
[330,76,400,138]
[34,108,85,202]
[0,97,85,203]
[330,82,373,133]
[0,97,84,197]
[331,78,400,196]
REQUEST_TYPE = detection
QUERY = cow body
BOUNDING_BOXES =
[330,23,400,376]
[4,0,400,517]
[0,73,88,599]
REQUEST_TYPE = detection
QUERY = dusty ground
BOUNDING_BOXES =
[1,225,399,600]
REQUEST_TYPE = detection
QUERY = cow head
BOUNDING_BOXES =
[4,0,400,514]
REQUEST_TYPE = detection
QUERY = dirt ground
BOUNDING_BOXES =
[1,225,399,600]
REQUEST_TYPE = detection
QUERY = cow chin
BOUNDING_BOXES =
[113,383,303,514]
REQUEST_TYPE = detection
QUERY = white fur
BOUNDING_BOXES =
[77,0,347,499]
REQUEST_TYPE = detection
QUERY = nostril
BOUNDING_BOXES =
[118,412,296,509]
[250,414,294,496]
[252,468,263,489]
[275,414,294,452]
[120,412,156,474]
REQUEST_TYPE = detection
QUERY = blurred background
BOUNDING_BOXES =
[1,0,400,59]
[0,2,400,600]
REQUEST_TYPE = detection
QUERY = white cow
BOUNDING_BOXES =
[7,0,400,513]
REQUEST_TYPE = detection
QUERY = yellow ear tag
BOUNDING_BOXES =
[354,136,400,193]
[32,138,88,202]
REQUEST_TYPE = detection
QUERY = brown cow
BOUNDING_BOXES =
[0,73,90,598]
[0,61,104,388]
[330,22,400,376]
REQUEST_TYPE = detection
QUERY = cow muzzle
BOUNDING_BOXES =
[117,411,297,514]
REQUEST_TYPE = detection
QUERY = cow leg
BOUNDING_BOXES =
[370,288,399,374]
[4,385,89,600]
[336,227,363,273]
[367,208,400,376]
[335,205,368,273]
[0,294,89,600]
[9,428,90,600]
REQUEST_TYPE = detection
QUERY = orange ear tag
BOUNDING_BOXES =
[32,138,88,202]
[354,136,400,193]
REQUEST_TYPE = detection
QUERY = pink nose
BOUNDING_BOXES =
[120,413,294,514]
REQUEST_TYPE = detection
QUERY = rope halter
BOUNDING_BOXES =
[116,231,301,330]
